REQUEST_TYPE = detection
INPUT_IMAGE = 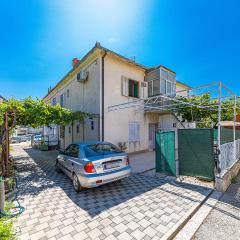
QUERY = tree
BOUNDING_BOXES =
[0,97,90,177]
[173,94,239,127]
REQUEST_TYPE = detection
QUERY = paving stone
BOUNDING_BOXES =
[13,144,211,240]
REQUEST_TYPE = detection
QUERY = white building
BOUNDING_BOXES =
[43,42,189,152]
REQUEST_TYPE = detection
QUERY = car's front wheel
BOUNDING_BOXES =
[55,160,62,173]
[72,173,83,192]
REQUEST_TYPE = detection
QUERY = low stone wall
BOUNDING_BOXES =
[215,159,240,192]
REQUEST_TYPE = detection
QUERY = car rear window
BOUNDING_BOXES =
[84,144,123,157]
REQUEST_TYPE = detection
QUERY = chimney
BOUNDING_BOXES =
[72,58,80,67]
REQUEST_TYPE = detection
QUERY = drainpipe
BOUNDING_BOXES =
[101,51,107,141]
[72,121,74,143]
[0,177,5,212]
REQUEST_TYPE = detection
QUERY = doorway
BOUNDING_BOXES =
[149,123,158,150]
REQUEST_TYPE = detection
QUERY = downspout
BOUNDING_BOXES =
[71,121,74,143]
[101,51,107,141]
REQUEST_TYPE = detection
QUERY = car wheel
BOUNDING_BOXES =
[72,173,82,192]
[55,161,62,173]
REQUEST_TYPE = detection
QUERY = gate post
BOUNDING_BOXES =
[175,129,179,177]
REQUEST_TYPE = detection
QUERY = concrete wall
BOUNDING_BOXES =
[215,159,240,192]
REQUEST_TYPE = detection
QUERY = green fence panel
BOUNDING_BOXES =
[178,129,215,180]
[214,128,240,144]
[156,131,176,176]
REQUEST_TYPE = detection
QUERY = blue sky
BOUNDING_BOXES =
[0,0,240,99]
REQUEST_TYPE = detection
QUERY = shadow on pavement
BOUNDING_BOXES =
[14,147,212,217]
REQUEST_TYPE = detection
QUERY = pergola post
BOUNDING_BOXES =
[217,82,222,172]
[233,95,237,161]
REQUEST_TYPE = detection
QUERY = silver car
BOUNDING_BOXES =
[55,141,131,192]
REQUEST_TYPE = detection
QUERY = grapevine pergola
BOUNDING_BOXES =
[108,81,239,173]
[0,98,90,177]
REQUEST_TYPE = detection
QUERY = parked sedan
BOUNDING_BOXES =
[55,141,131,192]
[11,137,21,144]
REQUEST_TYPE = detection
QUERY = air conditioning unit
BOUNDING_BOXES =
[141,82,147,87]
[77,70,88,83]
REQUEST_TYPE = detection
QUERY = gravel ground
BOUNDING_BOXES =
[193,174,240,240]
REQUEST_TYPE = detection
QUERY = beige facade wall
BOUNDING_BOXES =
[176,82,189,97]
[104,55,150,152]
[43,48,190,152]
[45,56,101,149]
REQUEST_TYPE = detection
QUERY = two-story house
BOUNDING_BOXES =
[43,42,189,152]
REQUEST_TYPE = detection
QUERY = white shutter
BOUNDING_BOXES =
[136,123,140,140]
[141,82,148,99]
[121,76,129,96]
[129,123,140,141]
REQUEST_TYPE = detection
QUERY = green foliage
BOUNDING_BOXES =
[173,94,239,127]
[0,202,17,240]
[0,220,15,240]
[0,97,90,128]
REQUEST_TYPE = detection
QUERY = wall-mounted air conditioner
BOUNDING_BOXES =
[141,82,147,87]
[77,70,88,83]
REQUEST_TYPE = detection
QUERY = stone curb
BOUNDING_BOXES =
[173,190,223,240]
[160,189,214,240]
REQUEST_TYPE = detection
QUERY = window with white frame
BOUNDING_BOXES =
[129,122,140,141]
[121,76,139,98]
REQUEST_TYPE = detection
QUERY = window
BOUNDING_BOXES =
[166,81,172,94]
[84,144,123,157]
[148,81,152,97]
[52,97,56,106]
[76,124,80,133]
[129,123,140,141]
[121,76,139,98]
[67,89,70,98]
[128,79,139,98]
[161,69,168,80]
[161,79,166,94]
[65,144,79,158]
[60,94,64,107]
[91,120,94,130]
[153,80,160,95]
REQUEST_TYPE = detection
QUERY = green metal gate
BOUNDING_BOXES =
[178,129,215,180]
[156,131,176,176]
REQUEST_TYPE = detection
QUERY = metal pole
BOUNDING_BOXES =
[5,112,9,176]
[217,82,222,172]
[233,95,237,161]
[0,178,5,212]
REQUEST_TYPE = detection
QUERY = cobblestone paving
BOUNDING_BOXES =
[13,144,212,240]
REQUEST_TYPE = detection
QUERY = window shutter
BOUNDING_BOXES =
[129,123,140,141]
[121,76,129,96]
[136,123,140,140]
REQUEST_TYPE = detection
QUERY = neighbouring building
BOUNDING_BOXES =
[43,42,190,152]
[15,126,43,136]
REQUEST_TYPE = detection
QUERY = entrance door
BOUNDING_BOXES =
[149,123,158,150]
[156,131,176,176]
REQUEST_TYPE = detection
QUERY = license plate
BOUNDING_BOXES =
[104,161,121,170]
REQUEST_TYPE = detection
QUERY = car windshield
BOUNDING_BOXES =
[84,143,123,157]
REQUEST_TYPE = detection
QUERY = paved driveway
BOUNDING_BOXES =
[193,175,240,240]
[13,144,212,240]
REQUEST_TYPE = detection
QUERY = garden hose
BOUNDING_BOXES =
[0,169,25,217]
